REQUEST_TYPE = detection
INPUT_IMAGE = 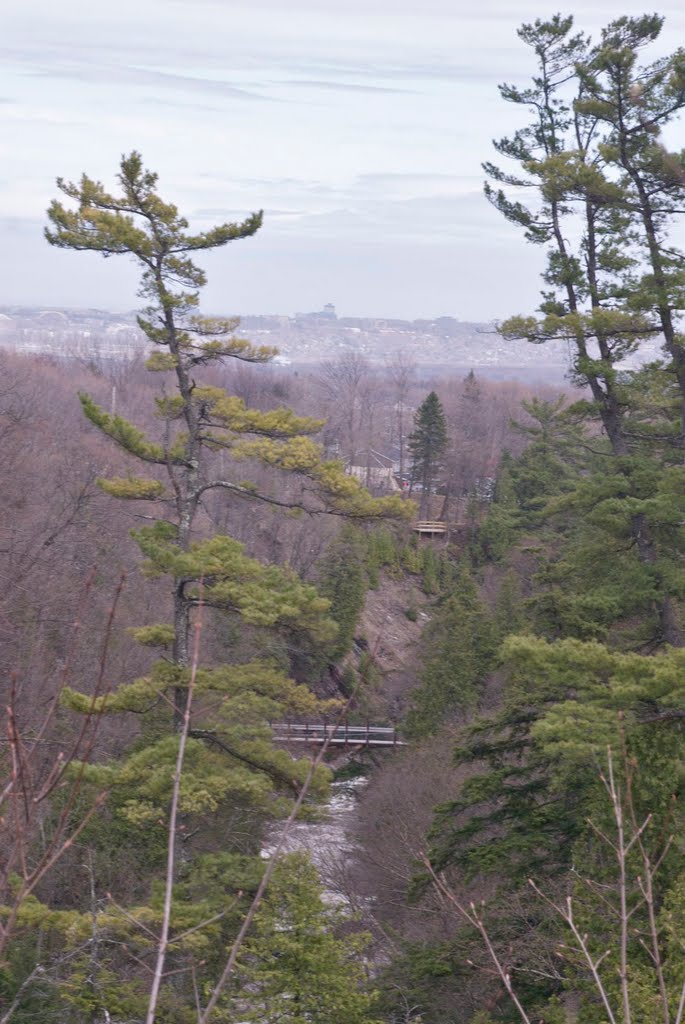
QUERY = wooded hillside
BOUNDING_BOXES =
[3,11,685,1023]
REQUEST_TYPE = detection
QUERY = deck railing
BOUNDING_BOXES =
[412,520,447,534]
[270,722,405,748]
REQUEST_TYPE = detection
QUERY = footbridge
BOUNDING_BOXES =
[271,721,406,748]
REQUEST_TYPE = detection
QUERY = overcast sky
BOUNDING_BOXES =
[2,0,685,320]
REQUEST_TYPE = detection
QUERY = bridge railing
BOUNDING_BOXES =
[270,721,405,747]
[412,520,447,534]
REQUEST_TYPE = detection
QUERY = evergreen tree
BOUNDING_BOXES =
[484,14,685,645]
[45,154,407,714]
[474,451,520,563]
[405,568,496,738]
[418,21,685,1013]
[229,853,377,1024]
[4,153,413,1019]
[576,15,685,447]
[508,397,580,514]
[299,525,369,680]
[409,391,448,519]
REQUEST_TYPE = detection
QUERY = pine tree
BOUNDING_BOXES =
[576,15,685,448]
[46,154,408,707]
[405,18,685,1020]
[44,154,342,823]
[229,853,377,1024]
[485,16,685,644]
[18,153,412,1018]
[408,391,448,519]
[405,568,496,738]
[298,525,369,680]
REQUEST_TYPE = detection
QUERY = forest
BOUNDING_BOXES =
[3,11,685,1024]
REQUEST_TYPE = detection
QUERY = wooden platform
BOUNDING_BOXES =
[412,520,447,535]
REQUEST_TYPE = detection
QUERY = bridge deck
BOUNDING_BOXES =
[271,723,406,747]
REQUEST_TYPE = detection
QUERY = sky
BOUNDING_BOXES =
[2,0,685,320]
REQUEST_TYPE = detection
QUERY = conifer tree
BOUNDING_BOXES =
[409,391,448,519]
[229,853,377,1024]
[576,15,685,448]
[406,568,495,738]
[420,23,685,1005]
[484,15,685,645]
[45,153,407,717]
[27,153,412,1018]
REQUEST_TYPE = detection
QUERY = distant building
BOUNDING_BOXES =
[345,449,401,492]
[294,303,337,322]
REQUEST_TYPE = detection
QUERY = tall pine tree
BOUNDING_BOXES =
[409,391,448,519]
[4,153,414,1020]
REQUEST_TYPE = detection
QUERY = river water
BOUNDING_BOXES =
[262,776,368,903]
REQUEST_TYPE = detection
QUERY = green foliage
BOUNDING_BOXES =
[46,151,263,322]
[358,650,382,690]
[339,664,358,697]
[35,152,410,1021]
[406,568,496,738]
[421,546,439,595]
[508,398,582,514]
[294,525,370,682]
[129,623,175,647]
[430,632,685,893]
[232,435,413,520]
[2,851,270,1022]
[366,525,401,579]
[475,453,520,563]
[493,569,526,639]
[367,526,398,565]
[400,538,423,574]
[523,454,685,645]
[504,636,685,779]
[429,707,586,887]
[316,526,368,663]
[229,853,378,1024]
[80,393,167,463]
[98,474,166,500]
[132,525,336,641]
[409,392,448,517]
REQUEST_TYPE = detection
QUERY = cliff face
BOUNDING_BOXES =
[353,573,430,722]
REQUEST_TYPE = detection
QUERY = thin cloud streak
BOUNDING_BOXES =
[29,62,271,101]
[274,79,415,94]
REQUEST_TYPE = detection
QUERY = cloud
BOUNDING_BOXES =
[358,172,463,182]
[143,97,228,114]
[0,105,86,128]
[29,61,271,101]
[274,79,414,94]
[277,57,510,85]
[256,191,505,247]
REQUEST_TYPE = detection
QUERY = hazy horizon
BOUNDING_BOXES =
[0,300,498,323]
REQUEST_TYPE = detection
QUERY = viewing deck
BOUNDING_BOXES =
[412,520,448,535]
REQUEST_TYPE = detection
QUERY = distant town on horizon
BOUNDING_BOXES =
[0,302,663,381]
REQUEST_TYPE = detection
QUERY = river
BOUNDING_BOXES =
[262,775,369,904]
